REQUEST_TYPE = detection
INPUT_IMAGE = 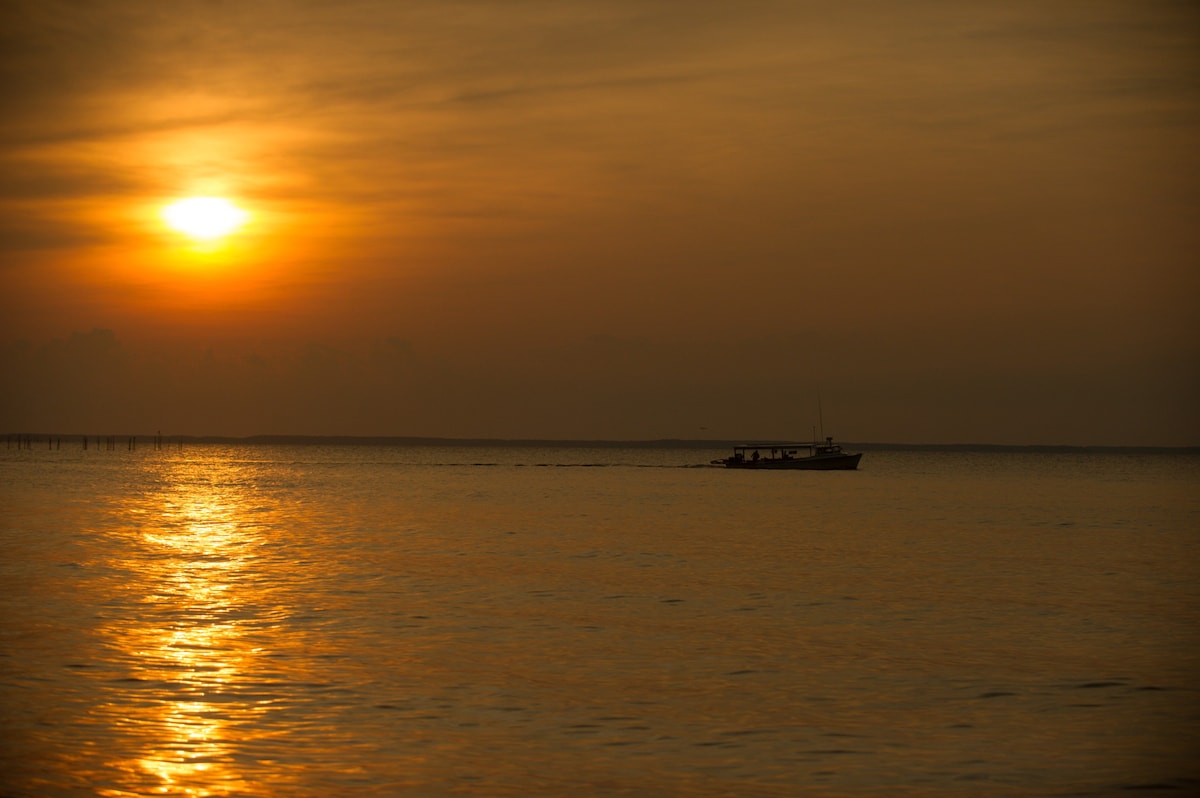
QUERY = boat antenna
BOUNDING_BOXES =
[817,388,825,442]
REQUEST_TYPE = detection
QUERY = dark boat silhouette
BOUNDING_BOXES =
[711,437,862,470]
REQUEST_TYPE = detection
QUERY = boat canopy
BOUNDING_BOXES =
[732,442,820,450]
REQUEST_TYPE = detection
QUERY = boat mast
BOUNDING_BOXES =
[817,388,825,442]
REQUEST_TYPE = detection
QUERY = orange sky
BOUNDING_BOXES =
[2,1,1197,444]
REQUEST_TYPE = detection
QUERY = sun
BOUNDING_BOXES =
[162,197,249,240]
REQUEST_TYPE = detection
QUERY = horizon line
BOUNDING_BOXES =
[4,432,1198,454]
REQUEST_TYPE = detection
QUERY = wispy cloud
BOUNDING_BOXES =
[2,0,1196,442]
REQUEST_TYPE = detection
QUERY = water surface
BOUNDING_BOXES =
[2,445,1197,795]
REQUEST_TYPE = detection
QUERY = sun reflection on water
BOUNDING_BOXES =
[97,456,278,797]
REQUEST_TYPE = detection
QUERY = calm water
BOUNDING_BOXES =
[1,444,1197,796]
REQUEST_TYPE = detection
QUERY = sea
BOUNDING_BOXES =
[1,441,1197,797]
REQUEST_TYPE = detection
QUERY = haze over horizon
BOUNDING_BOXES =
[2,1,1197,447]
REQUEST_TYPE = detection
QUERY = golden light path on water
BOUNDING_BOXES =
[71,448,458,797]
[98,458,275,797]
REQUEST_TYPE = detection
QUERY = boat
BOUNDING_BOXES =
[711,437,862,470]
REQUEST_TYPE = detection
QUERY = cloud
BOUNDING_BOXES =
[2,327,1195,445]
[1,1,1196,443]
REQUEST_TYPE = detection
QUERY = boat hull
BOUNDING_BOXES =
[718,452,862,470]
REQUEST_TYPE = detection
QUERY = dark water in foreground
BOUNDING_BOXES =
[1,444,1197,796]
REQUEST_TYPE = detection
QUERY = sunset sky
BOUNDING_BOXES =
[2,1,1197,445]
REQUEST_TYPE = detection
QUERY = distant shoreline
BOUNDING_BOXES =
[4,433,1197,455]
